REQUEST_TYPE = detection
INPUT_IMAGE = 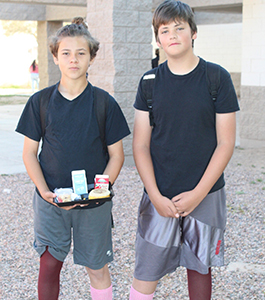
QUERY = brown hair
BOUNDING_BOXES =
[153,0,197,42]
[49,17,99,60]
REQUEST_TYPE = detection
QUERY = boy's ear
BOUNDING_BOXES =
[192,31,197,41]
[53,55,59,65]
[90,57,95,65]
[156,39,162,49]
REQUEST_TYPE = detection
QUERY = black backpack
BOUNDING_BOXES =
[39,84,109,155]
[142,61,220,127]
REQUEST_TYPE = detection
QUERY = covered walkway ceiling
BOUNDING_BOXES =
[0,0,87,21]
[0,0,86,6]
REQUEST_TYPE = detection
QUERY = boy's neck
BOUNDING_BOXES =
[167,53,199,75]
[58,77,88,100]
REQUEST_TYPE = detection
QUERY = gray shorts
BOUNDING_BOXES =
[33,191,113,270]
[134,188,227,281]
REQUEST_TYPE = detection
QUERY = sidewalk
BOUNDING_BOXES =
[0,88,32,96]
[0,104,26,174]
[0,88,36,175]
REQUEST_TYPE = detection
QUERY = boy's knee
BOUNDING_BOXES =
[39,248,63,277]
[86,264,111,289]
[85,264,109,281]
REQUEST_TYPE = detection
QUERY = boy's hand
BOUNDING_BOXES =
[41,190,57,205]
[152,195,180,218]
[41,190,78,210]
[172,190,202,217]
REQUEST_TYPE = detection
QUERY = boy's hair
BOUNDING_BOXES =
[153,0,197,42]
[49,17,99,60]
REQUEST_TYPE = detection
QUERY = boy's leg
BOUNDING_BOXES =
[129,278,157,300]
[180,188,227,292]
[72,203,113,299]
[86,264,112,300]
[33,192,72,300]
[86,264,111,289]
[187,268,212,300]
[132,192,181,298]
[38,248,63,300]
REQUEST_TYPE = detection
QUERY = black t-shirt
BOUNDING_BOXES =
[134,58,239,199]
[16,82,130,191]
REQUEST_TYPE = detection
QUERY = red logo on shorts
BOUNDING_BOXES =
[215,240,222,255]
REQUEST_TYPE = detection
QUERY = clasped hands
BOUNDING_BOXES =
[153,190,202,219]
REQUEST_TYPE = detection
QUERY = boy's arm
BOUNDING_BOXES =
[172,112,236,216]
[103,140,125,185]
[23,138,79,210]
[23,136,56,204]
[133,109,179,218]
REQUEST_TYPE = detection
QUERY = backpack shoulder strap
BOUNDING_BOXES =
[93,86,109,156]
[39,85,57,139]
[142,68,157,127]
[206,61,221,101]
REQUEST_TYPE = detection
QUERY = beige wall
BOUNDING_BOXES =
[240,0,265,148]
[87,0,153,165]
[195,23,242,73]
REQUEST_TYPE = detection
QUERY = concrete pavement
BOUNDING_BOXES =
[0,104,26,174]
[0,88,34,174]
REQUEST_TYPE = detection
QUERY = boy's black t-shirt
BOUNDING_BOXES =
[134,58,239,199]
[16,82,130,191]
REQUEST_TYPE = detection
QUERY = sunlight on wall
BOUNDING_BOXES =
[194,23,242,73]
[0,24,37,87]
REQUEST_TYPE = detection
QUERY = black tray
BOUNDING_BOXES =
[54,186,114,207]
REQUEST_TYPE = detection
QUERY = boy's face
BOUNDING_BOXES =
[53,36,93,80]
[156,20,197,59]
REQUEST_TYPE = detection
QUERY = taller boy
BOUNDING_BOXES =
[130,1,239,299]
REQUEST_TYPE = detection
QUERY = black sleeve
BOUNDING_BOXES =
[105,95,131,146]
[15,92,42,141]
[214,66,240,113]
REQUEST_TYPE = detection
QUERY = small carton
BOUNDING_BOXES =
[94,174,109,190]
[71,170,88,195]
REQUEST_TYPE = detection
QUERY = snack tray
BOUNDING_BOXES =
[54,187,114,207]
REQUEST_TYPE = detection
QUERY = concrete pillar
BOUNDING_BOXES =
[37,21,62,89]
[240,0,265,148]
[87,0,153,165]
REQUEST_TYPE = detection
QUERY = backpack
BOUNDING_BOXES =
[39,84,109,155]
[142,61,220,127]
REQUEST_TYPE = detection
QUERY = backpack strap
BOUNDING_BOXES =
[93,86,109,156]
[93,86,112,227]
[142,68,157,127]
[39,85,57,139]
[206,61,220,101]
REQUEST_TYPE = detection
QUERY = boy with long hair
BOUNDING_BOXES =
[16,17,130,300]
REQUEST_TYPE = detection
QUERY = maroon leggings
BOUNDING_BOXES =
[38,248,63,300]
[187,268,212,300]
[37,249,211,300]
